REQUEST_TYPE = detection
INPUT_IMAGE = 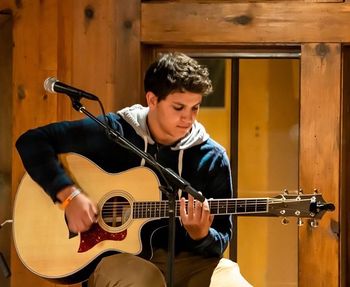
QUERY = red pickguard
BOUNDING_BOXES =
[79,223,127,252]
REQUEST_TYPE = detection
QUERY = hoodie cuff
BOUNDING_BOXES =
[188,228,215,250]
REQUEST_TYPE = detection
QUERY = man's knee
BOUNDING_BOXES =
[210,258,252,287]
[89,254,166,287]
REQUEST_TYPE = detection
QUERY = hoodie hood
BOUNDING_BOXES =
[117,104,209,151]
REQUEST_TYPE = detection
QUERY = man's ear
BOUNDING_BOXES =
[146,91,157,108]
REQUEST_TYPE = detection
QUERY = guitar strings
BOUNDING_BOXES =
[99,198,312,217]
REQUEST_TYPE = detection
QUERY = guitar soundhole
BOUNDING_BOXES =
[101,196,131,227]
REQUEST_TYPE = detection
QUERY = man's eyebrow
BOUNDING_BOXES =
[172,101,202,106]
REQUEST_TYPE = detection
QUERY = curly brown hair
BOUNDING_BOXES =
[144,52,213,101]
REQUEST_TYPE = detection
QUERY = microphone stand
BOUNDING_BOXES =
[70,99,205,287]
[0,220,12,279]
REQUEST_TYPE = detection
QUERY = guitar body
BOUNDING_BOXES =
[13,153,162,284]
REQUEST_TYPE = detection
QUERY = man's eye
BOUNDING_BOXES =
[174,106,183,111]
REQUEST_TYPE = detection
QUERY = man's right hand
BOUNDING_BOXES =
[57,186,98,233]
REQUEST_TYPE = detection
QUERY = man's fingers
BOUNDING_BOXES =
[90,204,99,223]
[187,195,194,219]
[179,197,187,219]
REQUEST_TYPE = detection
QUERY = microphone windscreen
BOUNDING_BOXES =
[44,77,58,93]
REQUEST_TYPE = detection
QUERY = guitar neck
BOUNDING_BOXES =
[132,198,269,219]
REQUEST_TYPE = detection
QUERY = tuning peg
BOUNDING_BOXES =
[297,218,304,226]
[281,217,289,225]
[313,188,318,194]
[283,189,289,195]
[298,189,303,195]
[309,219,319,228]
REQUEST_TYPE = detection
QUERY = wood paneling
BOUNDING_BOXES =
[142,2,350,44]
[57,0,141,121]
[57,0,74,121]
[0,0,15,11]
[341,46,350,287]
[299,43,341,286]
[10,1,142,286]
[0,12,13,287]
[11,1,58,287]
[65,0,117,119]
[114,0,142,109]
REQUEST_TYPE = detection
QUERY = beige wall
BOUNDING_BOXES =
[237,59,299,286]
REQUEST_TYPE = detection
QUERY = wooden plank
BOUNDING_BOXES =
[341,46,350,287]
[299,43,340,286]
[0,0,15,11]
[0,13,12,172]
[11,1,58,287]
[65,0,118,119]
[114,0,142,109]
[0,12,13,287]
[57,0,74,121]
[57,0,141,120]
[141,2,350,44]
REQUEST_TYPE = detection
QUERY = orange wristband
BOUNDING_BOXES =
[60,189,81,209]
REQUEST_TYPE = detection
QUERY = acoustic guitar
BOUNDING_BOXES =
[12,153,334,284]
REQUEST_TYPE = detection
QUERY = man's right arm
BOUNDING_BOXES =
[57,185,98,233]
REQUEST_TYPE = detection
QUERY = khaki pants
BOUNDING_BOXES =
[88,250,252,287]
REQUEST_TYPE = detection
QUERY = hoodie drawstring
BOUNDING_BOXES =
[140,138,185,199]
[177,149,184,199]
[140,135,148,166]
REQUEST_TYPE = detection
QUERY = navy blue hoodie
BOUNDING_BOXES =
[16,104,233,258]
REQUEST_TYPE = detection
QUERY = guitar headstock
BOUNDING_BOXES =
[268,193,335,224]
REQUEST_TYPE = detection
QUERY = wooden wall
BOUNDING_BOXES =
[0,11,13,287]
[0,0,348,286]
[0,1,142,286]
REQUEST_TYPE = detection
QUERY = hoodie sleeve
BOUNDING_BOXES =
[186,148,233,257]
[15,114,123,202]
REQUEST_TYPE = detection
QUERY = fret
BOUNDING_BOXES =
[152,202,155,218]
[148,202,152,218]
[209,200,220,214]
[246,199,257,212]
[144,201,148,218]
[146,202,151,218]
[236,200,245,213]
[227,200,235,214]
[155,202,159,218]
[133,202,136,219]
[137,202,141,218]
[164,202,169,217]
[257,199,268,212]
[221,200,229,214]
[140,201,144,218]
[140,202,147,218]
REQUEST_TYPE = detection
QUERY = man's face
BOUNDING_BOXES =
[147,91,202,145]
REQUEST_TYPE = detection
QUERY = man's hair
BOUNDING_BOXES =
[144,52,213,101]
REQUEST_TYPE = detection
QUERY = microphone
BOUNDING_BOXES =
[44,77,99,101]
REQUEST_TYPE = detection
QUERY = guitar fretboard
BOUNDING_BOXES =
[132,198,269,219]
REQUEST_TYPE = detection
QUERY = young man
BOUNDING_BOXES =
[16,52,251,286]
